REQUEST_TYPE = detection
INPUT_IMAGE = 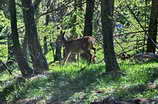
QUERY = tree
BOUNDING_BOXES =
[146,0,158,53]
[77,0,83,9]
[6,30,15,68]
[9,0,33,77]
[45,0,51,25]
[53,36,62,62]
[83,0,95,36]
[81,0,95,60]
[21,0,49,73]
[70,0,78,36]
[0,0,10,18]
[101,0,120,72]
[43,36,48,55]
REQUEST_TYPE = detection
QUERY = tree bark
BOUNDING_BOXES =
[22,32,29,59]
[146,0,158,53]
[54,42,62,61]
[9,0,33,77]
[45,0,51,25]
[43,36,48,55]
[70,0,78,36]
[77,0,83,10]
[7,32,14,62]
[101,0,120,72]
[83,0,95,36]
[21,0,49,73]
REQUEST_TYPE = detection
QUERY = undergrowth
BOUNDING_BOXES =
[0,59,158,104]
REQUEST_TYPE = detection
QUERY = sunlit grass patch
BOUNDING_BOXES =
[1,59,158,103]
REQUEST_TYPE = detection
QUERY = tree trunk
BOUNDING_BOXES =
[45,15,50,25]
[22,32,29,59]
[54,42,62,61]
[83,0,95,36]
[43,36,48,55]
[9,0,33,77]
[146,0,158,53]
[21,0,49,73]
[101,0,120,72]
[45,0,51,25]
[7,33,14,62]
[70,0,78,36]
[77,0,83,10]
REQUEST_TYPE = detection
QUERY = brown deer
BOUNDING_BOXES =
[57,31,96,64]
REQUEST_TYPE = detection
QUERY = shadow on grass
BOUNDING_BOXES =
[11,62,158,103]
[111,67,158,99]
[12,64,124,103]
[123,59,158,65]
[47,65,107,103]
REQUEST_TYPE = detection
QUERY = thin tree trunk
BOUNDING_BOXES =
[77,0,83,10]
[146,0,158,53]
[84,0,95,36]
[45,15,50,25]
[7,33,14,62]
[45,0,51,25]
[82,0,95,61]
[9,0,33,77]
[70,0,78,36]
[43,36,48,55]
[21,0,49,73]
[22,32,28,58]
[54,42,62,61]
[101,0,120,72]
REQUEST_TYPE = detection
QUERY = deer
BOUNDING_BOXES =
[57,31,96,64]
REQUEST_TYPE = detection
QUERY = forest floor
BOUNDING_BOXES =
[1,60,158,104]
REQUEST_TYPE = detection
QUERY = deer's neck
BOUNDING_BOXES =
[62,38,67,44]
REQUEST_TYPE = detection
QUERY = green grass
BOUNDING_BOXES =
[1,59,158,104]
[0,44,8,61]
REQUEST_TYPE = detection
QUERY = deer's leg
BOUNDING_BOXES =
[77,53,80,66]
[69,53,76,62]
[88,50,96,63]
[91,54,96,63]
[64,52,72,64]
[92,47,96,54]
[85,50,93,64]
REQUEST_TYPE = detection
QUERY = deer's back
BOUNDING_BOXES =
[64,36,95,53]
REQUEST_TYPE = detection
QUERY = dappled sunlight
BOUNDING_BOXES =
[0,60,157,103]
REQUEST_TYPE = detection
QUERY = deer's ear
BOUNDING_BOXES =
[60,30,63,34]
[60,30,65,36]
[63,31,65,35]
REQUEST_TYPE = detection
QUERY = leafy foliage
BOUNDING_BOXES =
[0,0,157,103]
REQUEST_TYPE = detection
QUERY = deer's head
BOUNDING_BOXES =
[56,31,68,45]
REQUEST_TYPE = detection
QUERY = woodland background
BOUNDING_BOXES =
[0,0,158,104]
